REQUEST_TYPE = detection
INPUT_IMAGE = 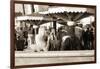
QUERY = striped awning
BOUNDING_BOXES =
[16,16,53,21]
[39,7,94,22]
[39,7,87,14]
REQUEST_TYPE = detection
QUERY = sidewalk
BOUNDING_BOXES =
[15,50,94,66]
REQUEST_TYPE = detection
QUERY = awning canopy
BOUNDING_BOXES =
[39,7,87,14]
[15,7,95,25]
[39,7,94,22]
[16,15,67,25]
[16,16,53,21]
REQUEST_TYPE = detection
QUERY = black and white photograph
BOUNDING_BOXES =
[11,1,96,68]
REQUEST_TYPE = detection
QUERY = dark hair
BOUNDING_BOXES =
[20,27,23,30]
[30,25,33,27]
[91,28,93,31]
[87,28,89,30]
[18,36,20,39]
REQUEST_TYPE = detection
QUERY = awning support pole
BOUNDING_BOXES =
[53,17,57,34]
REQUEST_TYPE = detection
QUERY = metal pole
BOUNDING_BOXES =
[53,17,57,34]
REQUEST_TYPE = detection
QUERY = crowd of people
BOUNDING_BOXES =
[15,23,95,51]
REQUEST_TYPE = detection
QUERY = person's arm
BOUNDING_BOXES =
[46,36,50,50]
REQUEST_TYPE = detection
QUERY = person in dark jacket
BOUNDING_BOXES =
[83,28,91,50]
[90,28,94,49]
[16,36,25,51]
[16,27,25,51]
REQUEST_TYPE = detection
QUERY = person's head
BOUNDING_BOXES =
[87,28,89,31]
[20,27,23,30]
[38,26,46,35]
[90,28,93,31]
[58,28,60,32]
[30,25,33,27]
[17,36,20,40]
[75,24,78,26]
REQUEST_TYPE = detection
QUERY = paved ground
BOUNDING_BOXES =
[15,50,95,66]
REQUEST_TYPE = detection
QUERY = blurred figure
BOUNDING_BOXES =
[83,28,92,50]
[16,27,25,51]
[34,26,48,52]
[61,35,71,50]
[75,25,83,41]
[75,24,83,49]
[59,26,71,50]
[28,25,34,47]
[56,28,63,51]
[16,36,25,51]
[90,28,94,49]
[23,23,28,48]
[48,28,57,51]
[17,27,24,39]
